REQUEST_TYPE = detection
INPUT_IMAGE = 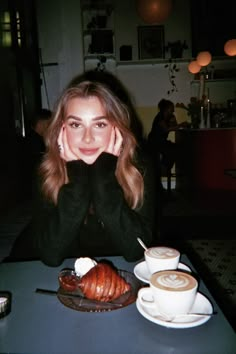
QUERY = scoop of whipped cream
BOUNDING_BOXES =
[74,257,97,277]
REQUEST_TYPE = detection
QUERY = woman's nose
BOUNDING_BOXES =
[82,127,94,143]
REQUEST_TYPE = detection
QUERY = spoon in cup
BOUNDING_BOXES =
[137,237,148,251]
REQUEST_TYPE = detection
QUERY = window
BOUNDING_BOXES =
[0,10,21,47]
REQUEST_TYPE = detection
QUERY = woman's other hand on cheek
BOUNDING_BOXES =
[105,127,123,157]
[57,126,80,162]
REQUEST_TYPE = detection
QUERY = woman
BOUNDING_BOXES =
[9,74,157,266]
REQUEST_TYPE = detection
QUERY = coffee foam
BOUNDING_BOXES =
[146,247,179,259]
[151,271,197,292]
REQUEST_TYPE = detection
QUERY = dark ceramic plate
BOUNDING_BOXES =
[57,270,142,312]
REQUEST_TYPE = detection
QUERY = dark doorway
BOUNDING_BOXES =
[0,0,41,212]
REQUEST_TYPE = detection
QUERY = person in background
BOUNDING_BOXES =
[148,99,188,171]
[147,99,189,192]
[9,72,157,266]
[21,108,52,198]
[29,108,52,158]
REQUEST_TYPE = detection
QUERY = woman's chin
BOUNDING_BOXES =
[81,153,101,165]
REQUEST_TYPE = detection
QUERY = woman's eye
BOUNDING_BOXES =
[69,122,81,128]
[96,122,107,128]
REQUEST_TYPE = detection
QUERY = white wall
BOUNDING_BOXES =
[36,0,84,110]
[114,0,192,62]
[36,0,236,123]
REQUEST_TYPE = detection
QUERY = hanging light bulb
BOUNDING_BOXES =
[224,39,236,56]
[196,51,212,66]
[136,0,172,24]
[188,61,201,74]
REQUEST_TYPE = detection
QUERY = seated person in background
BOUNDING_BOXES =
[147,98,188,174]
[29,108,52,160]
[9,72,157,266]
[21,108,52,197]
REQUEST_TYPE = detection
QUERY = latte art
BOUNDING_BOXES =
[146,247,179,259]
[157,273,190,289]
[152,271,197,292]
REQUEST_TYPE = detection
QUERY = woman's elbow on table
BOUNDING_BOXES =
[40,256,64,267]
[39,249,65,267]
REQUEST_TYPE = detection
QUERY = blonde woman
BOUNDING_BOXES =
[10,73,157,266]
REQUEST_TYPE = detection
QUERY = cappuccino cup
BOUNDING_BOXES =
[138,270,198,316]
[144,246,180,274]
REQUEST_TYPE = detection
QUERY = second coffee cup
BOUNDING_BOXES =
[145,246,180,274]
[138,270,198,316]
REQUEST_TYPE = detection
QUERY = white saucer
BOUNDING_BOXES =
[133,261,191,284]
[136,292,213,329]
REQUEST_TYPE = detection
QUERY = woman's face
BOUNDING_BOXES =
[64,96,113,164]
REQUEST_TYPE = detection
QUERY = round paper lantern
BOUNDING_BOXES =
[136,0,172,24]
[196,51,212,66]
[188,61,201,74]
[224,39,236,56]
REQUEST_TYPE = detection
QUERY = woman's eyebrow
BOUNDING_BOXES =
[67,115,107,121]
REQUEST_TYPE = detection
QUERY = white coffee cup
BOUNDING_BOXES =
[138,270,198,316]
[144,246,180,274]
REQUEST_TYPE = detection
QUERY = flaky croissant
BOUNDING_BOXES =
[78,263,131,302]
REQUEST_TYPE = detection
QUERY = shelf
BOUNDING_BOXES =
[117,57,236,67]
[81,0,114,67]
[191,78,236,83]
[116,58,191,66]
[84,54,115,59]
[83,28,113,34]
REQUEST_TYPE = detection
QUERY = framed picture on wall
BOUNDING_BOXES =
[138,25,164,60]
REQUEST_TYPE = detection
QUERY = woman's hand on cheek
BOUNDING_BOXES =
[105,127,123,157]
[57,126,79,161]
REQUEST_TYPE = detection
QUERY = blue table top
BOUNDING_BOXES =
[0,255,235,354]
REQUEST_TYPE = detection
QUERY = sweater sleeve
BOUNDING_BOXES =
[31,160,91,266]
[90,152,157,262]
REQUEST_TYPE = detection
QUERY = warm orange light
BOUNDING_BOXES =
[188,61,201,74]
[224,39,236,56]
[136,0,172,24]
[196,51,212,66]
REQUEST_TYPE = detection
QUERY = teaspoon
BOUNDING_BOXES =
[155,311,217,322]
[137,237,148,251]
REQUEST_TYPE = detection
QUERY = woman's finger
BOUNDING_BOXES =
[113,127,123,156]
[63,127,78,161]
[106,127,116,154]
[57,127,64,155]
[57,126,77,161]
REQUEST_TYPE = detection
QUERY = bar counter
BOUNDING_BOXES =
[175,127,236,192]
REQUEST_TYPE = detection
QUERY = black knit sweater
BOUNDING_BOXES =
[10,152,157,266]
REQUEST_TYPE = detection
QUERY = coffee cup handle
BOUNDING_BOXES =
[138,288,156,309]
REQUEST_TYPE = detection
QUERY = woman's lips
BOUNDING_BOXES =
[79,148,99,156]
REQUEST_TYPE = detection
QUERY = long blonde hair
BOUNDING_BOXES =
[40,80,144,209]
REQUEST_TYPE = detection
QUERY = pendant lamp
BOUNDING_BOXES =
[196,51,212,66]
[136,0,172,24]
[188,61,201,74]
[224,39,236,56]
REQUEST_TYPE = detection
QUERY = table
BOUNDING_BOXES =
[0,255,235,354]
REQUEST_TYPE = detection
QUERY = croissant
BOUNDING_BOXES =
[78,263,131,302]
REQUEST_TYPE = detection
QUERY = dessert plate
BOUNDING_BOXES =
[58,270,142,312]
[134,261,191,284]
[136,292,213,329]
